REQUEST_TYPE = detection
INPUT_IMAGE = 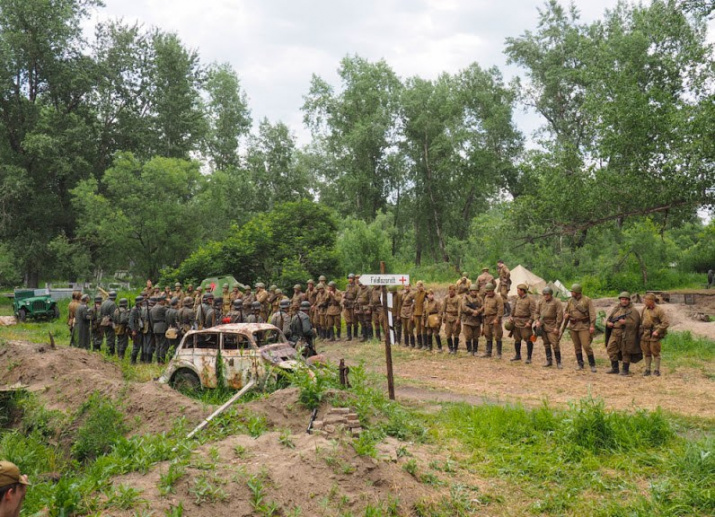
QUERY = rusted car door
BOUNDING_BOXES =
[221,332,260,389]
[192,331,220,388]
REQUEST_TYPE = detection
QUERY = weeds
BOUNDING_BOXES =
[189,473,228,505]
[247,470,280,516]
[278,428,295,449]
[72,392,128,462]
[158,460,187,496]
[105,484,146,510]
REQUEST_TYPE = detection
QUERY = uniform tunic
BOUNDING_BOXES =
[535,297,563,351]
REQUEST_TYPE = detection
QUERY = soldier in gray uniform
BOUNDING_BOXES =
[226,299,244,323]
[290,301,316,357]
[75,294,91,350]
[91,295,103,351]
[166,297,180,355]
[151,295,168,364]
[270,299,292,336]
[140,297,153,363]
[113,298,130,359]
[100,291,118,354]
[178,296,196,334]
[245,301,265,323]
[128,296,144,364]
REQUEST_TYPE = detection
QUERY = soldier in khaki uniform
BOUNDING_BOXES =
[326,282,342,341]
[193,286,204,310]
[342,274,358,341]
[640,293,669,376]
[535,287,563,368]
[422,290,442,352]
[229,284,241,304]
[315,283,329,339]
[412,281,427,349]
[242,286,255,312]
[461,284,484,356]
[400,284,415,347]
[291,284,307,316]
[255,283,270,321]
[563,283,597,372]
[173,282,184,302]
[306,279,317,325]
[497,260,512,316]
[509,283,536,363]
[442,284,461,354]
[456,272,471,296]
[369,284,385,341]
[357,279,372,341]
[477,267,495,297]
[389,286,403,345]
[271,288,287,315]
[68,291,81,347]
[481,283,504,358]
[605,292,641,376]
[221,284,232,314]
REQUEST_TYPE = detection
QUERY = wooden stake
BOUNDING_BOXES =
[380,261,395,400]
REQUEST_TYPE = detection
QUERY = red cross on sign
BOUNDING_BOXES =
[399,277,407,285]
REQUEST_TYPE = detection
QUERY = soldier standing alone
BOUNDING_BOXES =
[640,293,669,376]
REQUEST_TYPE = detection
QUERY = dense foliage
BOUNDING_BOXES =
[0,0,712,289]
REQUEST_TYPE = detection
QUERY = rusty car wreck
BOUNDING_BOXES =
[158,323,303,391]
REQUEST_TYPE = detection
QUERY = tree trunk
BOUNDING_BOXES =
[422,140,449,262]
[414,220,422,266]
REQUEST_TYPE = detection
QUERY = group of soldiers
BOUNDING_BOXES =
[65,258,671,376]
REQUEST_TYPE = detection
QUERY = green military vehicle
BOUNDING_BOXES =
[11,289,60,322]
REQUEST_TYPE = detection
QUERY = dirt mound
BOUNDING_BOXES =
[0,340,211,435]
[110,429,470,517]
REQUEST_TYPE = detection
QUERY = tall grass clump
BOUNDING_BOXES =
[663,331,715,362]
[71,392,128,462]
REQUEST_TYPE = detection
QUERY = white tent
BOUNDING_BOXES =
[497,264,547,298]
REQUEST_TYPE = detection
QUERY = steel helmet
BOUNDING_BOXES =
[504,320,515,331]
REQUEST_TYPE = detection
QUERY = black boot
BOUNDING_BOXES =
[353,324,360,342]
[543,347,553,367]
[466,340,473,355]
[395,327,401,345]
[504,302,511,317]
[472,339,478,356]
[481,340,492,358]
[620,362,630,376]
[404,332,410,346]
[427,334,433,351]
[337,326,341,340]
[330,328,337,342]
[576,353,585,370]
[454,337,459,352]
[359,324,367,342]
[606,360,619,374]
[511,341,522,361]
[525,341,534,364]
[587,354,597,373]
[416,334,423,350]
[447,337,454,354]
[367,324,374,341]
[496,340,503,359]
[435,335,442,352]
[410,334,416,348]
[346,326,352,342]
[555,350,562,369]
[376,325,381,341]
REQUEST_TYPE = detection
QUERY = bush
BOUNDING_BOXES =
[72,392,128,462]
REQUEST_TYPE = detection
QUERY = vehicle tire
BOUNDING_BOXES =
[52,305,60,319]
[171,369,201,393]
[17,308,27,322]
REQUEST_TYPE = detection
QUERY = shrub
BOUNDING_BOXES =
[71,392,128,462]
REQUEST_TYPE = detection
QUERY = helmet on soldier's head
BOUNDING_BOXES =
[233,299,242,308]
[462,272,468,277]
[183,296,193,307]
[294,284,301,290]
[223,283,229,289]
[269,285,277,291]
[170,297,179,306]
[94,295,103,303]
[570,283,583,294]
[328,281,336,287]
[108,291,117,299]
[485,283,495,291]
[517,283,528,291]
[175,282,181,288]
[416,280,424,287]
[280,299,290,309]
[504,320,515,331]
[275,288,282,295]
[307,279,315,285]
[317,283,325,290]
[448,284,455,290]
[319,275,327,282]
[255,282,265,289]
[300,301,311,310]
[348,273,355,279]
[618,291,631,300]
[197,286,203,292]
[135,295,144,302]
[251,301,261,309]
[469,284,478,292]
[482,267,489,272]
[542,287,553,295]
[119,298,128,307]
[206,292,214,299]
[81,294,90,302]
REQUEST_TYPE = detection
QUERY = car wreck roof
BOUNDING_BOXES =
[188,323,279,334]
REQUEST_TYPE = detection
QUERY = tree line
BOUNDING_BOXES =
[0,0,713,290]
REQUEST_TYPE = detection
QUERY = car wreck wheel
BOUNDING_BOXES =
[52,305,60,319]
[171,370,201,393]
[17,308,27,322]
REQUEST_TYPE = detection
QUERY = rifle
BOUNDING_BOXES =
[558,314,569,340]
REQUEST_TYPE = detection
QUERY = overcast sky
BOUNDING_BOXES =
[87,0,680,144]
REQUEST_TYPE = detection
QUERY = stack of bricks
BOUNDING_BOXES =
[310,407,362,437]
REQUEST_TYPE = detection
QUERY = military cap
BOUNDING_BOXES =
[280,299,290,308]
[348,273,355,279]
[469,284,478,291]
[183,296,193,307]
[135,295,144,303]
[570,283,583,294]
[618,291,631,299]
[0,460,29,489]
[269,284,277,291]
[307,279,315,285]
[94,295,103,303]
[175,282,181,287]
[170,296,179,306]
[81,294,90,302]
[328,281,336,287]
[293,284,301,290]
[232,299,242,308]
[542,287,553,295]
[481,267,489,272]
[485,283,495,291]
[317,283,325,290]
[517,283,528,291]
[251,301,261,309]
[318,275,327,282]
[300,300,311,309]
[119,298,128,306]
[222,283,229,289]
[108,291,117,299]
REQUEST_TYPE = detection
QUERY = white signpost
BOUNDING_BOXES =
[360,274,410,287]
